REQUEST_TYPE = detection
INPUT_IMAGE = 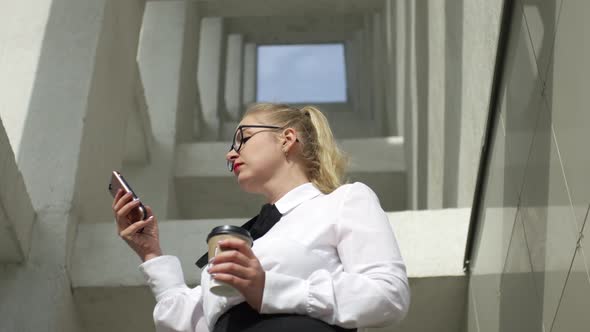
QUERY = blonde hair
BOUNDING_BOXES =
[244,103,348,194]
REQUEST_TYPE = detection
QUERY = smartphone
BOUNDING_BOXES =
[108,171,148,221]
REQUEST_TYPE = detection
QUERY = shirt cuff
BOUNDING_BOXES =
[260,271,308,315]
[139,255,186,302]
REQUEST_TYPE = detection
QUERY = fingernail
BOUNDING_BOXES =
[218,240,225,245]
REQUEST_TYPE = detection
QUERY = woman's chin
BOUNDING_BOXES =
[236,174,258,193]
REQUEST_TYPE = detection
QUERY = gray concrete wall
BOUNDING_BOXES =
[0,1,145,331]
[384,0,502,210]
[468,0,590,331]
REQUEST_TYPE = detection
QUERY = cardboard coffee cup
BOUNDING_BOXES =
[207,225,253,296]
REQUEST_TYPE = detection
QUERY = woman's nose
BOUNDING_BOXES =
[226,148,238,161]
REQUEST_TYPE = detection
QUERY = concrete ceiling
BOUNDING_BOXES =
[226,15,364,44]
[195,0,384,17]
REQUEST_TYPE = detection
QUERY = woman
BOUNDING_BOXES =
[112,103,410,332]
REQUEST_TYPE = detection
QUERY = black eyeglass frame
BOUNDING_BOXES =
[226,124,302,172]
[229,125,282,153]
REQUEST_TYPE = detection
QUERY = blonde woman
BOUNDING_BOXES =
[112,103,410,332]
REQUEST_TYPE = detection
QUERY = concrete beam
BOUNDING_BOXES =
[76,0,147,223]
[123,61,153,165]
[226,15,363,44]
[120,1,188,222]
[196,0,384,17]
[0,119,35,263]
[71,208,469,332]
[174,137,406,219]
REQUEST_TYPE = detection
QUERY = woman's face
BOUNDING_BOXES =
[225,114,285,193]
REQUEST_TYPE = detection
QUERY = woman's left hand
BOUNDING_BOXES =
[208,238,265,311]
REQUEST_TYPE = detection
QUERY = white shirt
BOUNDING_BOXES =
[139,182,410,332]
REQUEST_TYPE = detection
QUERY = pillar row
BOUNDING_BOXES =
[198,17,224,140]
[225,34,244,120]
[242,43,257,111]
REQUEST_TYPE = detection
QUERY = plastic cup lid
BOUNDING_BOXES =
[207,225,252,243]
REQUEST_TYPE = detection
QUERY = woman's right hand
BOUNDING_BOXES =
[112,189,162,262]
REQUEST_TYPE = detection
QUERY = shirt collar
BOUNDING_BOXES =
[274,182,322,215]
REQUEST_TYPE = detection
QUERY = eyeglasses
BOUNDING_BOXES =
[230,125,283,153]
[227,125,282,171]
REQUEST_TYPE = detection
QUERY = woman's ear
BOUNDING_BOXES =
[281,128,298,150]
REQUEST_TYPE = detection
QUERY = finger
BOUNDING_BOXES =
[212,273,248,290]
[116,198,141,219]
[208,262,252,279]
[218,238,255,259]
[115,199,142,225]
[212,249,250,267]
[114,191,134,211]
[119,216,154,238]
[112,189,124,209]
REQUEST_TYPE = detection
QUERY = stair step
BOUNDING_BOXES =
[219,111,385,141]
[174,137,406,219]
[71,208,470,332]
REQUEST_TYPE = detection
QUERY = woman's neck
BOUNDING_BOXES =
[262,172,310,204]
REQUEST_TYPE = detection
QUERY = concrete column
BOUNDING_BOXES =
[198,17,224,140]
[394,0,407,138]
[225,34,244,120]
[426,1,446,209]
[415,0,429,210]
[362,14,374,120]
[242,43,257,111]
[132,1,188,219]
[0,0,145,331]
[384,0,398,136]
[176,2,201,143]
[455,0,502,207]
[372,11,387,134]
[352,31,364,114]
[344,39,359,114]
[403,0,418,210]
[357,16,372,118]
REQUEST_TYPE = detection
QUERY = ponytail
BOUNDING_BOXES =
[299,106,348,193]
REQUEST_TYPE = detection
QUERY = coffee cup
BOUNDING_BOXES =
[206,225,253,296]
